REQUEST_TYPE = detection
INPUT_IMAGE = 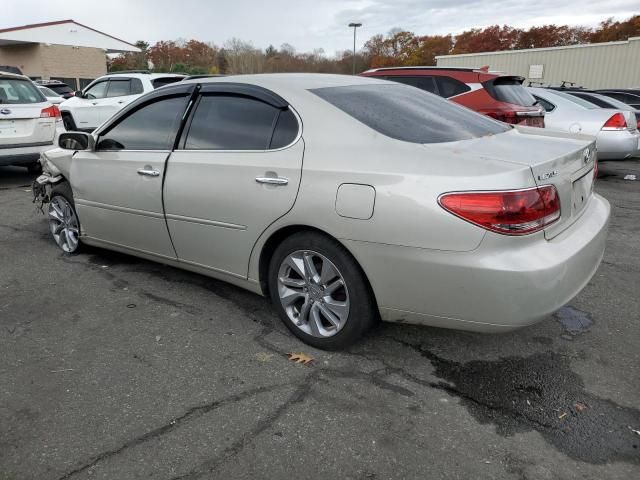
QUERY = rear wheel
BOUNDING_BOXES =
[48,182,81,254]
[268,232,377,350]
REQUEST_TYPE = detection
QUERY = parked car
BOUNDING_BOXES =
[59,72,186,132]
[361,66,545,127]
[0,71,63,173]
[34,80,75,99]
[563,90,640,129]
[596,90,640,110]
[37,86,64,105]
[36,74,608,349]
[0,65,23,75]
[528,87,640,159]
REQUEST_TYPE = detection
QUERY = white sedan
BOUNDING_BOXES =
[529,87,640,159]
[36,74,609,349]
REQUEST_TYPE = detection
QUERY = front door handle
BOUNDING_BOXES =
[137,168,160,177]
[255,176,288,185]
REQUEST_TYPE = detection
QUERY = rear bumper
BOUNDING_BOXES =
[597,129,640,159]
[344,193,610,332]
[0,142,54,166]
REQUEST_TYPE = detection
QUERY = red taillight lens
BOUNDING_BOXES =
[40,105,61,118]
[485,111,518,124]
[601,113,627,130]
[438,186,561,235]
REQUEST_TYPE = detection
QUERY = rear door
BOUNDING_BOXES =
[0,76,55,148]
[71,85,194,257]
[164,83,303,278]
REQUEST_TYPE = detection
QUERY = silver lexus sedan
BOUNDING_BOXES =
[36,74,610,349]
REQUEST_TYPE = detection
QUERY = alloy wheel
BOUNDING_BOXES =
[48,196,80,253]
[277,250,350,338]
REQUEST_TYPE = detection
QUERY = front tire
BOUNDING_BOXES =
[268,232,377,350]
[48,182,81,254]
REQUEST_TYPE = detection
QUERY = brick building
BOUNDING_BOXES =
[0,19,139,90]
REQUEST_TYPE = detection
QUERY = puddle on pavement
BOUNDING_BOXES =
[555,306,593,339]
[402,342,640,464]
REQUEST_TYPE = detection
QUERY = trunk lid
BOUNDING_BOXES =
[443,126,596,239]
[0,103,56,146]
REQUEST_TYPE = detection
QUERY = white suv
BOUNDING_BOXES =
[59,72,185,132]
[0,71,64,172]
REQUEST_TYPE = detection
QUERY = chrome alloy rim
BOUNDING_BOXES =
[48,196,80,253]
[277,250,350,338]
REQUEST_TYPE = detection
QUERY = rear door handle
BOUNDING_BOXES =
[137,168,160,177]
[255,176,288,185]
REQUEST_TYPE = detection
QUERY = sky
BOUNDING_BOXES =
[2,0,638,56]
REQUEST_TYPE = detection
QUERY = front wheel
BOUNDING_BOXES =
[268,232,377,350]
[48,183,81,254]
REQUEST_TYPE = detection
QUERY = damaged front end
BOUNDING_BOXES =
[32,150,66,213]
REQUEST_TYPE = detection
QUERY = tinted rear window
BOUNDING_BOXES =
[0,78,45,104]
[569,93,612,108]
[48,84,74,94]
[385,76,437,94]
[310,84,508,144]
[486,78,536,107]
[153,77,184,89]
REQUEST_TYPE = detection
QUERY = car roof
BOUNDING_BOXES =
[183,73,387,91]
[0,70,31,81]
[104,72,186,79]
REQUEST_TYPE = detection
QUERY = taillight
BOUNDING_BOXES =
[601,113,627,130]
[486,111,519,124]
[438,186,561,235]
[40,105,61,118]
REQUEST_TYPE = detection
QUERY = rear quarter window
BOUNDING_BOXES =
[435,76,470,98]
[310,83,508,144]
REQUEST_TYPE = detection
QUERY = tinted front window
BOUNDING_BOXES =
[311,84,508,144]
[185,95,279,150]
[386,76,437,94]
[0,78,45,104]
[435,76,470,98]
[487,78,536,106]
[97,95,188,150]
[106,80,130,97]
[85,81,108,99]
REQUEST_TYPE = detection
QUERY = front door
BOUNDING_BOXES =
[72,79,109,129]
[164,86,303,278]
[70,89,193,259]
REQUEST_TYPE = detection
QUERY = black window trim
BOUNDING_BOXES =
[94,83,197,152]
[177,85,302,152]
[533,94,556,113]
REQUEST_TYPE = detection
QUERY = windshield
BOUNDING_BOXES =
[486,77,537,107]
[310,83,508,144]
[0,78,45,104]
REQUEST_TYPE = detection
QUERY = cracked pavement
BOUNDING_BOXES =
[1,160,639,480]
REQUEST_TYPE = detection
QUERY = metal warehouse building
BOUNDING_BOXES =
[0,19,139,90]
[436,37,640,89]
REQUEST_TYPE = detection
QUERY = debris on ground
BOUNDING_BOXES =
[575,401,588,413]
[287,352,314,365]
[623,174,636,180]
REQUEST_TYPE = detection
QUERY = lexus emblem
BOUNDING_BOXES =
[583,148,591,164]
[0,108,11,115]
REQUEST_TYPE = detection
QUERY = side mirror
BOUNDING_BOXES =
[74,90,84,98]
[59,132,95,151]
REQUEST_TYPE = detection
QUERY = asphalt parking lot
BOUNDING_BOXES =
[1,160,639,480]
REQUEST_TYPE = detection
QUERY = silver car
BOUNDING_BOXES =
[36,74,610,349]
[529,87,640,159]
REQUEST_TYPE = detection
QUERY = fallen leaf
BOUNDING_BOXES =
[287,352,314,365]
[574,402,588,413]
[255,352,274,362]
[558,412,568,420]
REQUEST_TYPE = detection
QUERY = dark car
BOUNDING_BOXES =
[361,66,545,127]
[596,90,640,110]
[34,80,75,99]
[0,65,23,75]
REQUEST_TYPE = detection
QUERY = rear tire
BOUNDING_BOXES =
[48,182,82,254]
[268,231,377,350]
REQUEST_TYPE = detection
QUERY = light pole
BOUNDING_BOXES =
[348,22,362,75]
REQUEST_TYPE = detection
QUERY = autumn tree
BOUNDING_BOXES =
[590,15,640,43]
